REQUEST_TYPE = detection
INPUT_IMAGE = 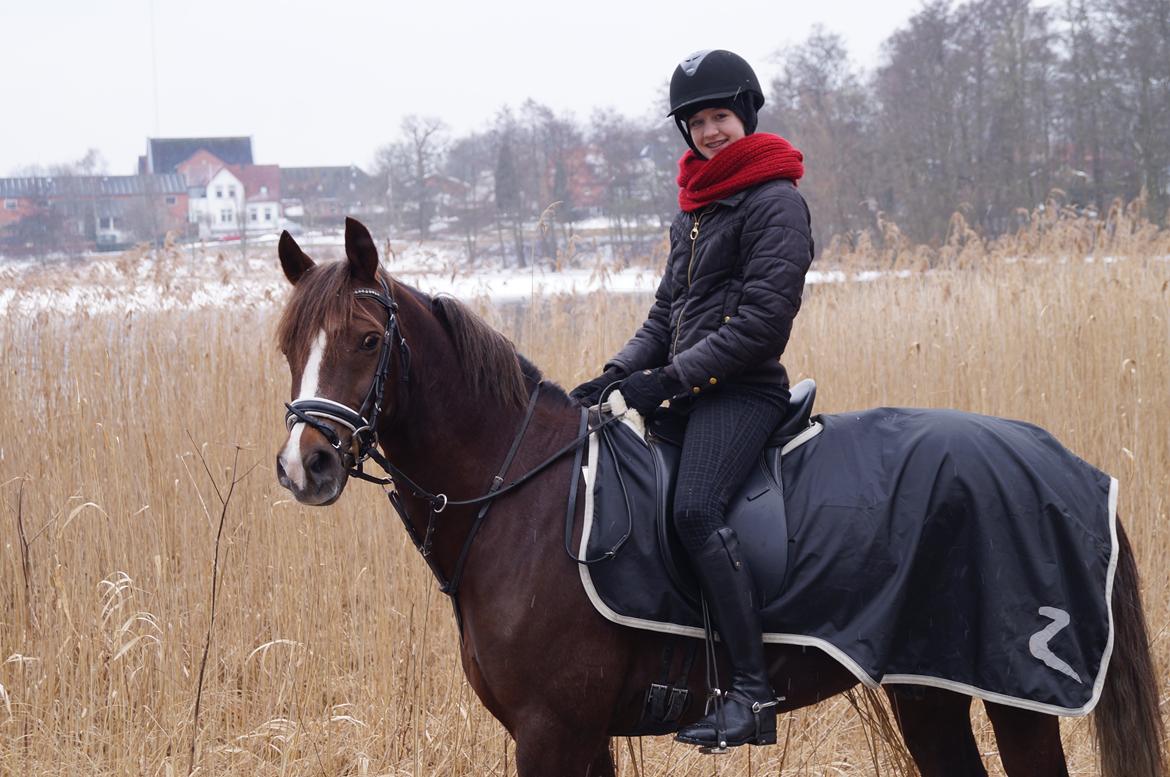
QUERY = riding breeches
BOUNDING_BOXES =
[673,386,787,556]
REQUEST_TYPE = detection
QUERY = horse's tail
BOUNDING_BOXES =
[1094,521,1166,777]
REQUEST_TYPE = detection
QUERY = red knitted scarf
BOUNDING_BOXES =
[677,133,804,211]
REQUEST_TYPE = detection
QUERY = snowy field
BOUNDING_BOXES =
[0,233,889,316]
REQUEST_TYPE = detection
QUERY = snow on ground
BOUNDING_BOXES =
[0,237,905,316]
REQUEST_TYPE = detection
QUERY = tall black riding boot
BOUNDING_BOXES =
[675,526,778,749]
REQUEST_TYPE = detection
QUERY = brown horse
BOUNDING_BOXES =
[273,218,1165,777]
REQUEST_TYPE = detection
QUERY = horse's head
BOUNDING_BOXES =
[274,218,405,505]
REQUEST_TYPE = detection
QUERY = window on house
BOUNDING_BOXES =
[250,210,258,222]
[99,216,114,230]
[3,199,17,210]
[220,209,234,223]
[228,186,237,198]
[259,185,268,196]
[264,208,272,221]
[165,195,177,205]
[215,187,223,198]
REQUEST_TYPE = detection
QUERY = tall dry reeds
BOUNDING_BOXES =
[1,214,1167,775]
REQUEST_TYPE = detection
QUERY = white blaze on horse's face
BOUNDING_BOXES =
[280,328,328,492]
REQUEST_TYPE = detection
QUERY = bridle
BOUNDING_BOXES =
[279,276,629,631]
[283,276,411,469]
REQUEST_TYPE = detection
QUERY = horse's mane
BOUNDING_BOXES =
[427,293,531,410]
[276,261,557,411]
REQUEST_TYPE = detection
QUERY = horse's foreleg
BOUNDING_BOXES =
[586,739,616,777]
[513,719,611,777]
[885,686,988,777]
[985,701,1069,777]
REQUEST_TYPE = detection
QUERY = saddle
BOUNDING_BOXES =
[581,380,818,627]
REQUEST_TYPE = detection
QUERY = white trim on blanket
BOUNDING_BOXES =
[577,421,1120,717]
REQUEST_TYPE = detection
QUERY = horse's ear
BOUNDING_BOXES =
[344,217,379,284]
[278,231,314,286]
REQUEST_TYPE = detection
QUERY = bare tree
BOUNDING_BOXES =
[767,27,875,249]
[494,123,526,267]
[373,116,448,239]
[402,115,448,239]
[445,132,496,263]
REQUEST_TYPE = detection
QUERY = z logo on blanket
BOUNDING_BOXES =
[1029,607,1083,683]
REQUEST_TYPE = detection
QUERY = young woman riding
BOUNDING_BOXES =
[571,49,813,750]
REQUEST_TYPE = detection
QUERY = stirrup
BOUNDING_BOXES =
[730,690,780,746]
[687,689,782,752]
[697,688,734,754]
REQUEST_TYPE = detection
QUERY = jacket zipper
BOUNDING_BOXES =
[671,207,711,357]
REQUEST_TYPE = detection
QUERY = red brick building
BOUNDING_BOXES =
[0,174,188,253]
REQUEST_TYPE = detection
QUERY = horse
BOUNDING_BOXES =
[273,218,1165,777]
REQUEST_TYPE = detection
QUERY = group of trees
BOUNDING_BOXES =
[374,102,679,265]
[773,0,1170,246]
[374,0,1168,260]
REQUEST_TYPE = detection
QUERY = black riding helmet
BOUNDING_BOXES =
[668,49,765,156]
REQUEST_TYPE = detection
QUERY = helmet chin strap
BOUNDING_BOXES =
[678,117,704,158]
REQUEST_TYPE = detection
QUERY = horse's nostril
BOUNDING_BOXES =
[276,456,287,481]
[306,450,332,477]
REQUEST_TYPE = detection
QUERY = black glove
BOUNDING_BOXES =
[569,367,625,407]
[619,368,684,416]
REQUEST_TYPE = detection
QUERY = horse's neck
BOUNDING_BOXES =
[380,373,576,572]
[384,378,518,494]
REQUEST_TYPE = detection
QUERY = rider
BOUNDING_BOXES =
[571,49,813,750]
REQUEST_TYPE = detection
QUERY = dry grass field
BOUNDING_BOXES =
[1,207,1168,775]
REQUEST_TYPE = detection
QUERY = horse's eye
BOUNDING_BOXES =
[360,334,380,351]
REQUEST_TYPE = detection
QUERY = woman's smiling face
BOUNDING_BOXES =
[687,106,746,159]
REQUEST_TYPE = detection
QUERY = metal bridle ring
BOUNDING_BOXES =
[432,494,449,513]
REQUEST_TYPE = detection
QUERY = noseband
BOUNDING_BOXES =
[284,276,411,467]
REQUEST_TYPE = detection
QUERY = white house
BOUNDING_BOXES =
[177,150,243,239]
[202,166,246,238]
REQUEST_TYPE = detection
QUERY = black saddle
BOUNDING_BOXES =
[585,380,816,619]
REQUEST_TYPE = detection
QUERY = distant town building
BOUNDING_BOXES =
[238,165,282,234]
[174,149,282,239]
[177,150,245,239]
[140,136,253,175]
[0,174,187,253]
[280,166,382,228]
[1,135,379,254]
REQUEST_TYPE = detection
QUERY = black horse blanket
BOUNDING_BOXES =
[578,407,1118,715]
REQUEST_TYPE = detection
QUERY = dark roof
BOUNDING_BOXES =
[0,174,187,199]
[0,177,54,198]
[281,165,375,199]
[147,137,253,174]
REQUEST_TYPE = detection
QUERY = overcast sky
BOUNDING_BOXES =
[3,0,926,176]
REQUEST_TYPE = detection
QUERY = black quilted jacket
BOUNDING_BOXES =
[606,178,814,396]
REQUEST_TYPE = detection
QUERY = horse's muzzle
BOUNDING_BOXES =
[277,430,347,506]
